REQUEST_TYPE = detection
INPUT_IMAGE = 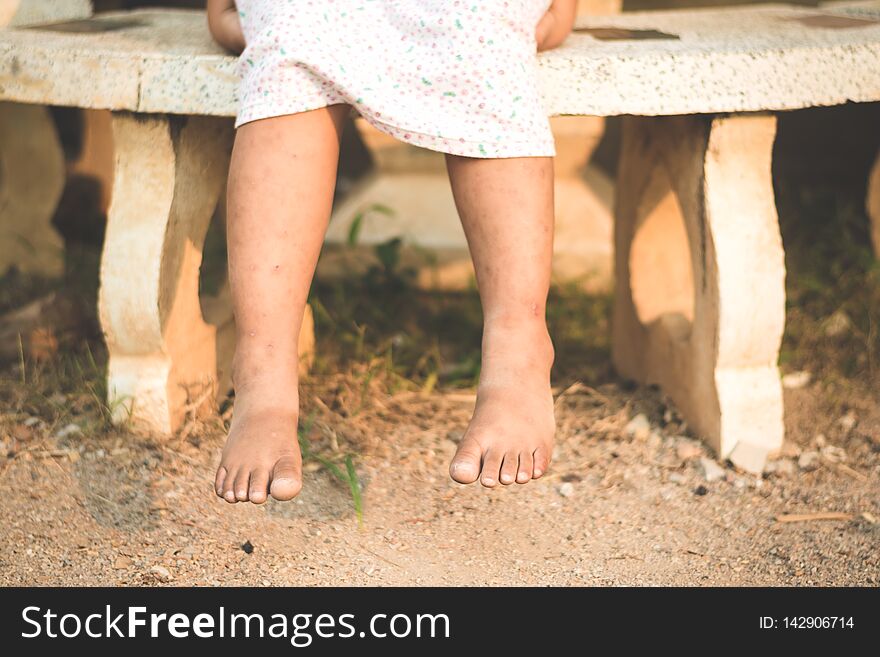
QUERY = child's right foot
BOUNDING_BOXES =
[214,400,302,505]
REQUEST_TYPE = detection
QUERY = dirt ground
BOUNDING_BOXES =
[1,369,877,586]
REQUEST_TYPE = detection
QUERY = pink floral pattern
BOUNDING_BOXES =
[235,0,555,158]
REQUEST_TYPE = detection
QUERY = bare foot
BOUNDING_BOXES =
[449,323,556,487]
[214,398,302,505]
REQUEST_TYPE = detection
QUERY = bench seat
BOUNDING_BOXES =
[1,3,879,116]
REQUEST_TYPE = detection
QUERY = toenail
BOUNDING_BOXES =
[534,469,543,477]
[482,477,495,485]
[501,474,513,483]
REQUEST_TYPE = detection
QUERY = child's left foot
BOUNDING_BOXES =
[449,322,556,487]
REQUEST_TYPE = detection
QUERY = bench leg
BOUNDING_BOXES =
[0,103,65,277]
[550,116,614,291]
[613,114,786,471]
[99,113,234,434]
[868,146,880,257]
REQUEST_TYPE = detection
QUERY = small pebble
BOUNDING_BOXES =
[798,451,821,472]
[820,445,847,463]
[781,370,811,390]
[445,430,463,444]
[764,459,796,477]
[241,540,254,554]
[838,412,857,433]
[694,485,708,496]
[699,457,726,483]
[113,555,133,570]
[54,423,82,440]
[558,482,575,498]
[823,310,851,337]
[624,414,651,441]
[150,565,172,582]
[676,442,703,461]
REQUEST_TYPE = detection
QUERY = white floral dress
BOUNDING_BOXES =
[235,0,556,158]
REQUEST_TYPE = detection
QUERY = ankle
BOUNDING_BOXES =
[232,398,300,422]
[480,321,555,383]
[231,361,300,411]
[483,318,554,355]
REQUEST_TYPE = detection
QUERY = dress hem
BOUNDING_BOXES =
[235,101,557,159]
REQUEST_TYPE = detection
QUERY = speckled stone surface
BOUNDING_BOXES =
[0,2,879,116]
[0,0,91,28]
[542,0,880,115]
[0,9,237,115]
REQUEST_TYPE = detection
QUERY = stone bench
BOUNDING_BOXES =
[2,0,880,472]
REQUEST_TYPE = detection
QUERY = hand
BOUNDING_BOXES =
[535,0,577,52]
[207,0,246,54]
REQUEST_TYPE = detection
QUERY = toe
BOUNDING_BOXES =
[499,452,519,485]
[269,455,302,501]
[479,449,504,488]
[223,467,240,503]
[248,468,271,505]
[215,466,228,497]
[532,446,550,479]
[449,437,482,484]
[233,468,251,502]
[516,451,533,484]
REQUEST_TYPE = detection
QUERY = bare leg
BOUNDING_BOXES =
[215,106,349,504]
[446,156,556,487]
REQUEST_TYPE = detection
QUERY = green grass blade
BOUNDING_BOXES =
[18,333,26,385]
[345,455,364,526]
